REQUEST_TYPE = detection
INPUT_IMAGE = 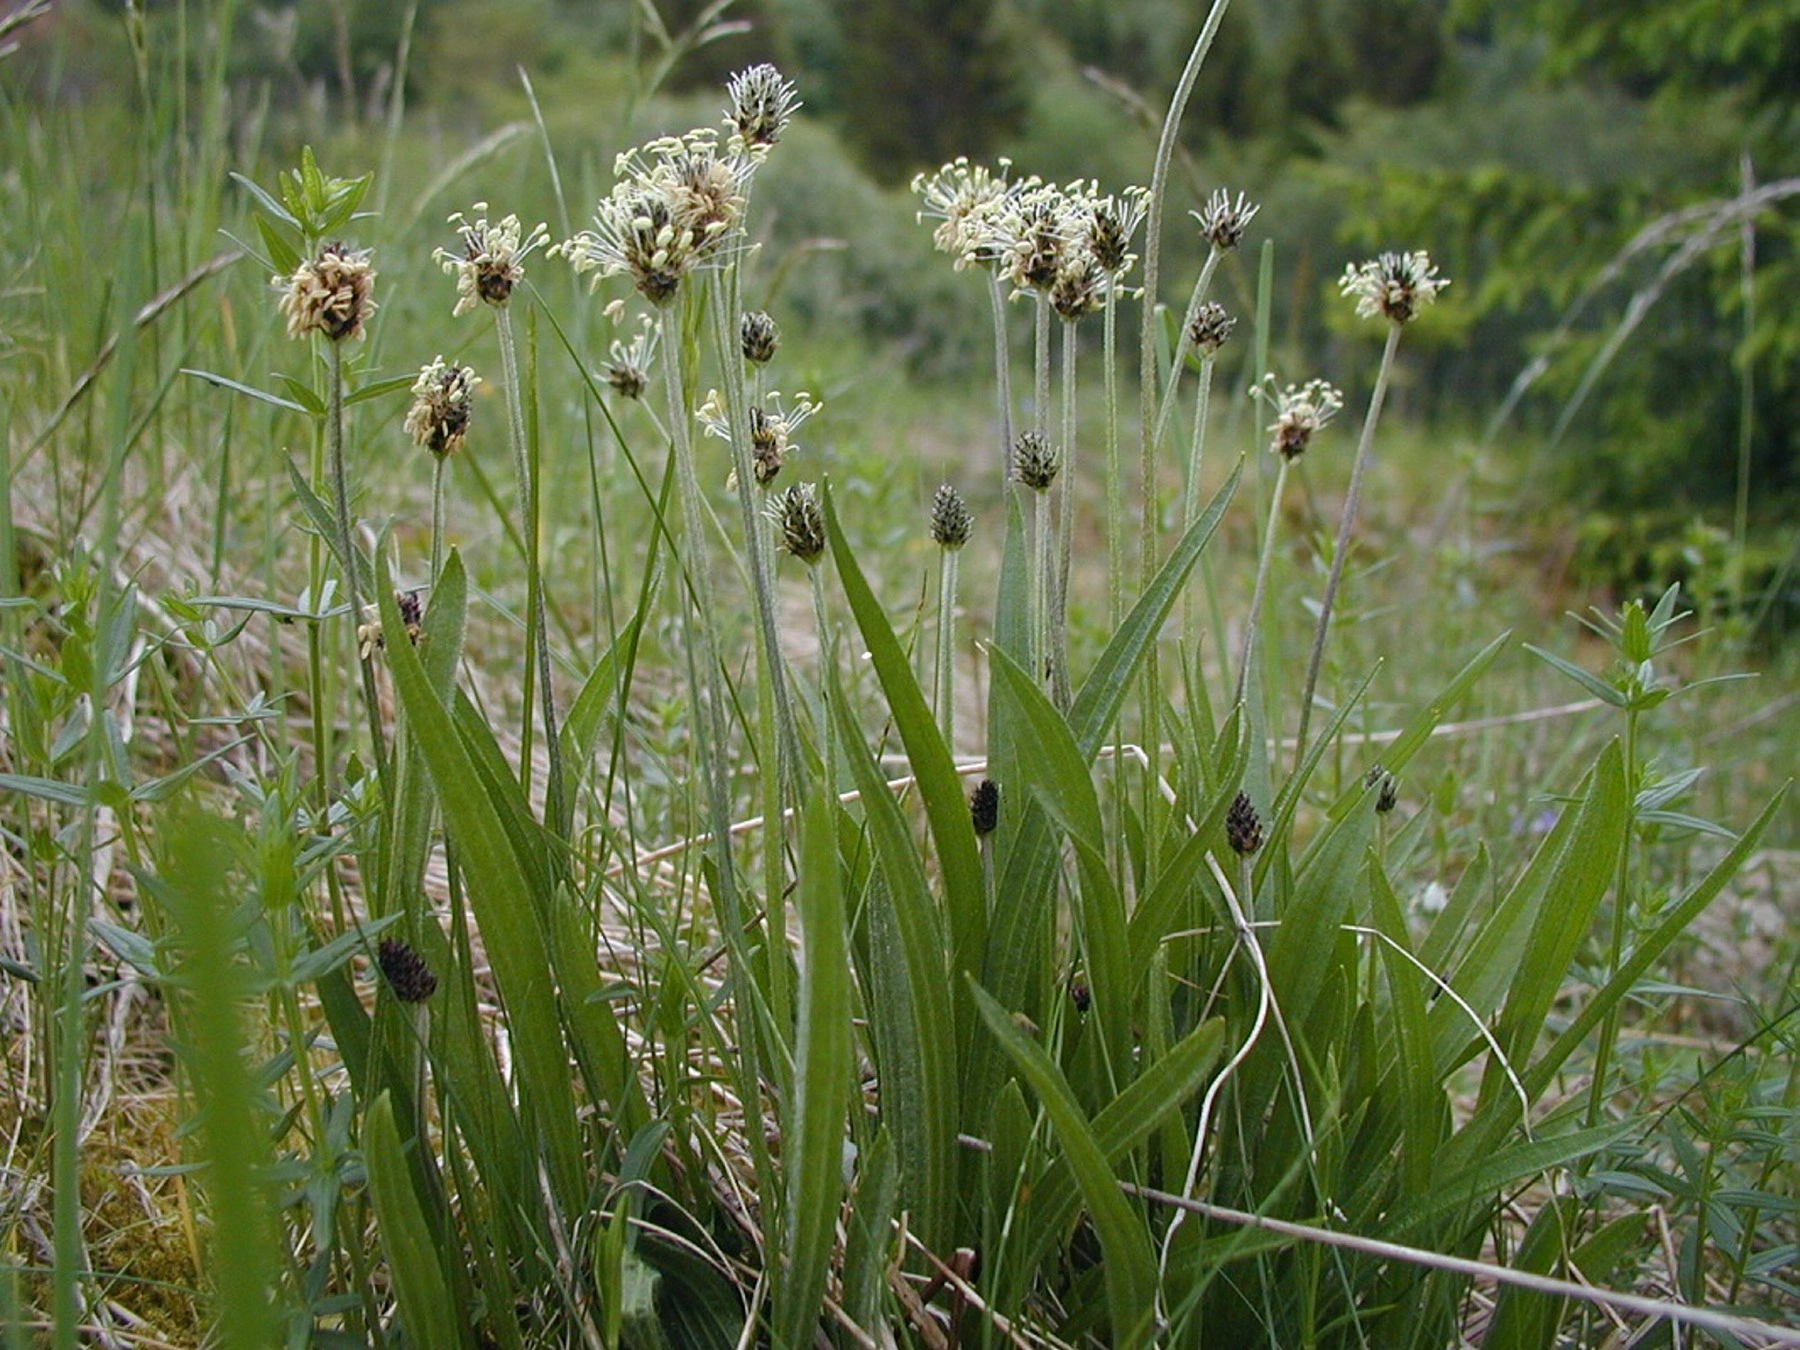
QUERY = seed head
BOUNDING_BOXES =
[1187,302,1236,355]
[377,937,438,1003]
[1226,791,1263,855]
[1084,185,1148,279]
[275,242,376,342]
[767,481,825,564]
[357,591,424,661]
[740,310,780,365]
[1261,377,1344,461]
[1365,765,1400,814]
[404,356,479,459]
[1051,251,1108,321]
[437,203,549,316]
[930,484,972,550]
[911,156,1017,271]
[698,388,820,489]
[1339,250,1449,324]
[603,312,658,399]
[558,130,751,305]
[970,779,1000,835]
[725,63,800,155]
[1012,431,1059,492]
[1193,189,1259,253]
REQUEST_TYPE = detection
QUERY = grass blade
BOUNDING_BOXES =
[972,983,1160,1348]
[366,1090,468,1349]
[775,786,856,1349]
[830,666,957,1248]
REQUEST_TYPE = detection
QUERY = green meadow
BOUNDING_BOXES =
[1,1,1795,1345]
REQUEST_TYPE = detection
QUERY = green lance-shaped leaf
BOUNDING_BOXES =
[972,982,1160,1349]
[1428,741,1627,1093]
[988,643,1133,1083]
[829,665,957,1248]
[377,556,584,1211]
[775,786,856,1350]
[365,1091,468,1349]
[824,482,985,1042]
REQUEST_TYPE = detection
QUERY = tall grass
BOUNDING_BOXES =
[1,3,1796,1347]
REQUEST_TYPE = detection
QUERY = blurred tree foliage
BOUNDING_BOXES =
[1321,0,1800,518]
[827,0,1026,184]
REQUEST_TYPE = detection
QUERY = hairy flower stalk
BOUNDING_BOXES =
[1136,1,1236,915]
[1238,379,1343,704]
[913,158,1021,484]
[1152,191,1256,468]
[1181,304,1235,648]
[1014,432,1060,682]
[930,484,971,746]
[1084,186,1146,630]
[1293,253,1447,767]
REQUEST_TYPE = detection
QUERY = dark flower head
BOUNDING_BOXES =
[767,481,825,564]
[1226,791,1263,855]
[970,779,1000,835]
[1187,302,1236,356]
[740,310,780,365]
[726,63,800,153]
[1012,431,1059,492]
[377,937,437,1003]
[930,484,972,550]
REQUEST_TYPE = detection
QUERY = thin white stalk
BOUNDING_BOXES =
[1132,1185,1800,1348]
[1295,322,1401,769]
[1181,356,1217,649]
[495,304,562,822]
[1102,284,1123,628]
[429,453,446,589]
[1033,488,1052,686]
[1156,848,1273,1296]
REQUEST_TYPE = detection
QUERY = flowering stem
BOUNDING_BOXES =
[430,454,446,590]
[1140,0,1234,594]
[935,546,959,750]
[1053,318,1078,707]
[1152,247,1223,455]
[1034,290,1051,442]
[1586,706,1639,1131]
[1237,455,1293,707]
[1181,355,1217,650]
[1033,488,1052,688]
[496,305,564,833]
[988,272,1016,489]
[1102,285,1123,629]
[1294,322,1400,770]
[327,340,389,786]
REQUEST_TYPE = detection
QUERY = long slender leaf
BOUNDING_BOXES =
[988,644,1132,1084]
[365,1091,467,1349]
[377,556,584,1211]
[823,482,985,1036]
[972,982,1160,1349]
[775,787,855,1350]
[830,667,956,1248]
[1525,781,1789,1097]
